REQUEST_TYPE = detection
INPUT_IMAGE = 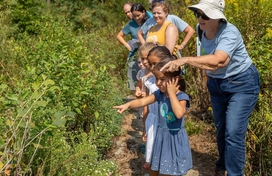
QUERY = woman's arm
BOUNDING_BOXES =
[161,50,230,72]
[176,25,195,50]
[165,24,179,53]
[137,28,146,44]
[116,30,132,51]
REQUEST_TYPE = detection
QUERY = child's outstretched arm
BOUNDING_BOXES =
[167,77,187,119]
[113,94,156,114]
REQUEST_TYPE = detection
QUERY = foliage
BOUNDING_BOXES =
[185,118,203,136]
[0,2,125,175]
[246,94,272,175]
[0,0,271,175]
[9,0,45,35]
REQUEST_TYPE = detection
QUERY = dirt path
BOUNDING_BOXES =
[107,109,218,176]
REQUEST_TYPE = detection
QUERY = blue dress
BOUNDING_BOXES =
[151,90,192,175]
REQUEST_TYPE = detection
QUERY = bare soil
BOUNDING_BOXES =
[107,108,219,176]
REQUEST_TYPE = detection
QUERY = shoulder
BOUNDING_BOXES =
[153,90,163,99]
[167,14,186,23]
[221,22,240,36]
[177,91,190,108]
[166,23,178,32]
[167,14,188,31]
[176,91,189,100]
[145,17,156,24]
[167,14,180,20]
[147,11,153,18]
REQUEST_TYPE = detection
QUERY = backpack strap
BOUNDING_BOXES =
[197,24,203,42]
[196,24,202,56]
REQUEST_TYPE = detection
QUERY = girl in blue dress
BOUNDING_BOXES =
[113,56,192,176]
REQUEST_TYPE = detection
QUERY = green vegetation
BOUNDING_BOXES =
[0,0,271,175]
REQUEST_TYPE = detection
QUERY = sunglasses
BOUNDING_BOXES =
[152,0,164,3]
[194,11,210,20]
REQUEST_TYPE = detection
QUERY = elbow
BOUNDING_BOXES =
[185,26,195,36]
[175,113,185,119]
[174,110,186,119]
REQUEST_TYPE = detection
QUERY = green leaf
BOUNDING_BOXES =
[44,122,57,129]
[35,101,48,107]
[94,111,99,119]
[41,74,47,80]
[33,143,44,149]
[0,84,8,90]
[81,91,89,95]
[32,82,41,90]
[32,91,40,99]
[75,108,82,115]
[0,97,4,102]
[48,86,60,92]
[54,111,66,119]
[65,111,76,117]
[44,79,55,86]
[6,94,18,101]
[52,119,67,127]
[108,64,116,69]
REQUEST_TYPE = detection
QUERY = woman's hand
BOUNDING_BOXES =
[176,44,185,50]
[160,59,186,72]
[126,43,132,51]
[167,77,180,95]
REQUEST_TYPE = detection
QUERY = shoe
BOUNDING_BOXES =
[214,169,227,176]
[143,163,151,170]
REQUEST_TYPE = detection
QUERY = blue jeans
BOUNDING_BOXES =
[127,49,139,91]
[207,64,260,176]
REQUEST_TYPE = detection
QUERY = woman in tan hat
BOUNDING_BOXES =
[160,0,260,175]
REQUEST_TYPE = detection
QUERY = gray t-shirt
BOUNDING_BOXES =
[141,14,188,35]
[201,22,252,79]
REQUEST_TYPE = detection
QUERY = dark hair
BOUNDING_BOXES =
[131,3,150,24]
[147,45,172,59]
[154,57,186,92]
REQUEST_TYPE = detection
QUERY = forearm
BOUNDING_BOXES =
[127,99,144,109]
[137,29,146,44]
[180,26,195,47]
[116,34,131,51]
[183,54,229,71]
[168,93,186,119]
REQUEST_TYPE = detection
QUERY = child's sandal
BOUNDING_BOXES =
[143,163,151,170]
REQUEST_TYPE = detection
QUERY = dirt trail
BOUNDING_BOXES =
[107,109,218,176]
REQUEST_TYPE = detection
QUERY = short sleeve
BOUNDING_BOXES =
[141,18,156,35]
[216,27,240,59]
[122,22,130,35]
[176,91,190,109]
[167,15,188,32]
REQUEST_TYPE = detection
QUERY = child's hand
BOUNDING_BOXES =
[142,133,147,142]
[141,91,147,98]
[135,89,142,98]
[113,104,129,114]
[167,77,180,95]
